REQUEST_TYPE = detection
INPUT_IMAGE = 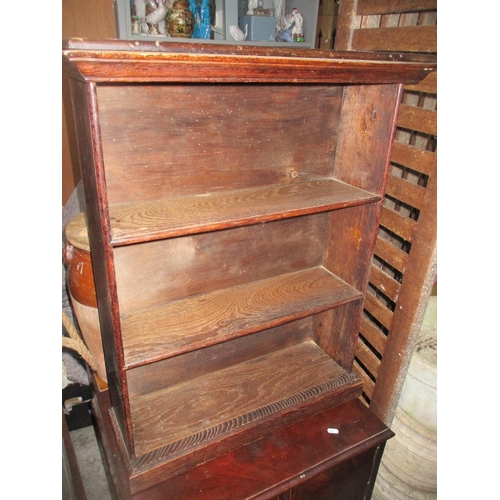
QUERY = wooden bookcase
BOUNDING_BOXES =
[62,39,435,498]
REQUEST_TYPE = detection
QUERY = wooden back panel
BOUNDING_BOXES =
[114,214,327,313]
[97,83,342,203]
[127,317,314,398]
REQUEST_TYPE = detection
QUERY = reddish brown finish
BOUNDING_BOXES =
[314,84,403,372]
[128,341,358,456]
[64,39,434,491]
[107,181,378,245]
[63,37,434,59]
[92,376,392,500]
[121,267,362,367]
[68,77,134,453]
[62,38,435,85]
[96,83,344,206]
[357,0,437,15]
[114,215,329,313]
[126,318,315,397]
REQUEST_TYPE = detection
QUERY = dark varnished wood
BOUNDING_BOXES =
[91,374,392,499]
[313,84,404,371]
[62,412,87,500]
[334,0,438,429]
[97,83,342,206]
[108,181,378,245]
[63,37,434,60]
[64,40,433,480]
[129,341,358,457]
[68,181,380,247]
[121,266,362,368]
[68,77,134,454]
[113,215,328,313]
[63,38,435,84]
[112,380,363,491]
[126,318,315,398]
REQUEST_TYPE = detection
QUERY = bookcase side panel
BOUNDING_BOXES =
[324,84,403,293]
[317,84,403,371]
[333,84,403,196]
[68,77,135,456]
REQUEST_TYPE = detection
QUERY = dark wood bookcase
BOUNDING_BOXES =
[62,39,435,499]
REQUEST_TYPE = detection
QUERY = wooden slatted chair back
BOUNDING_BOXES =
[334,0,437,426]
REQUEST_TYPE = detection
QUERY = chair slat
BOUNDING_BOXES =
[355,340,381,379]
[364,292,394,330]
[397,103,437,135]
[357,0,437,16]
[391,141,436,177]
[385,174,426,210]
[368,264,401,303]
[353,25,436,53]
[380,205,417,242]
[360,313,388,355]
[374,237,409,274]
[353,360,375,399]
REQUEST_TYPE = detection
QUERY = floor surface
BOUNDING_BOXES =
[70,424,113,499]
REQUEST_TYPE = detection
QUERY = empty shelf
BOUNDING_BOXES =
[121,266,363,368]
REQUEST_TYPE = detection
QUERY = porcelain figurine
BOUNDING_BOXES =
[158,19,167,34]
[247,0,258,15]
[132,18,141,34]
[278,7,304,42]
[190,0,200,38]
[134,0,147,19]
[290,8,303,36]
[230,24,248,41]
[144,0,168,26]
[188,0,197,22]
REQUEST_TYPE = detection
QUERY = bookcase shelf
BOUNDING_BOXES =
[129,340,360,457]
[66,179,380,246]
[121,266,362,368]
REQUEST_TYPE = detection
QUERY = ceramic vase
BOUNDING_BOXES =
[64,213,108,383]
[166,0,195,38]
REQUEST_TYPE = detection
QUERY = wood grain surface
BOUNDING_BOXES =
[121,266,362,368]
[129,341,355,456]
[63,39,436,84]
[97,83,342,205]
[126,318,314,398]
[113,214,327,313]
[108,180,379,245]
